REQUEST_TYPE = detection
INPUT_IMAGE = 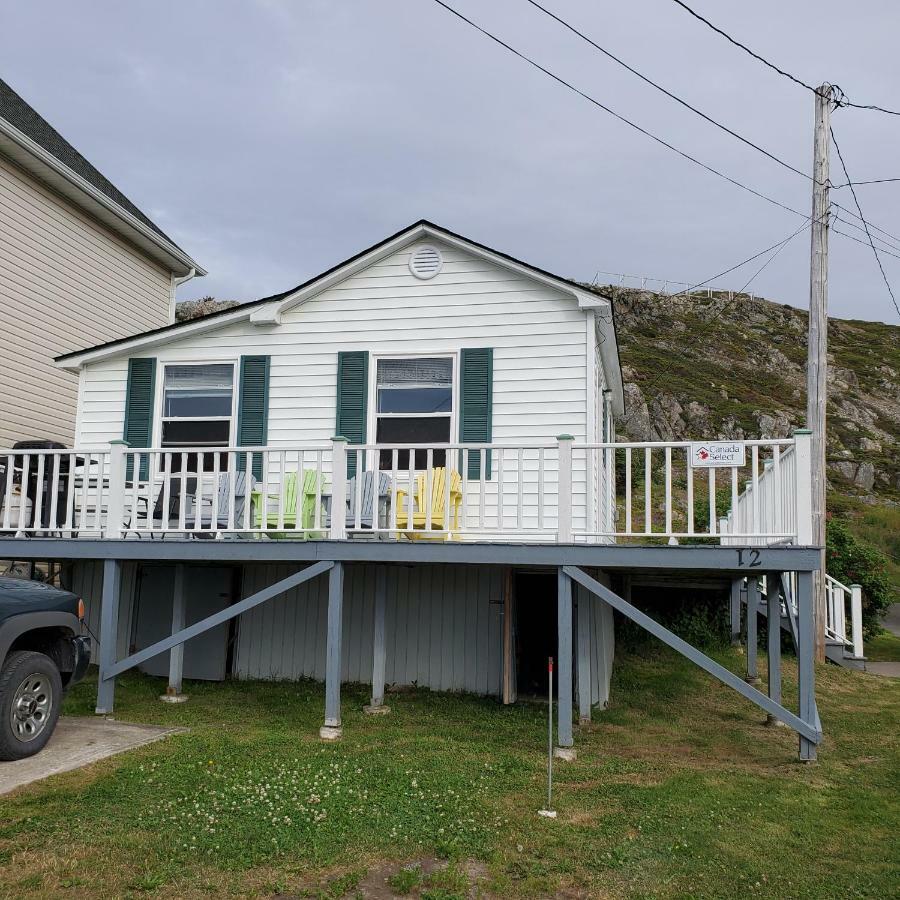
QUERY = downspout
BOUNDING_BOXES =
[169,267,197,323]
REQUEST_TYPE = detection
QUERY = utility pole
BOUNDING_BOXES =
[807,84,836,662]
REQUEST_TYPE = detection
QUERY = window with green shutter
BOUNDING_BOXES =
[336,351,369,477]
[237,355,270,481]
[123,357,156,481]
[459,347,493,478]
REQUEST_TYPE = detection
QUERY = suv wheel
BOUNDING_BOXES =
[0,651,63,761]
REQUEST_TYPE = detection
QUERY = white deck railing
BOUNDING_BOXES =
[0,432,814,545]
[824,573,864,656]
[718,432,813,547]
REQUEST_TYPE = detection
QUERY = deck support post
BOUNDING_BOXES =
[164,564,188,702]
[730,578,743,646]
[576,585,591,724]
[365,565,389,714]
[766,574,783,726]
[321,561,344,739]
[797,571,818,761]
[95,558,121,715]
[745,577,760,683]
[556,567,574,752]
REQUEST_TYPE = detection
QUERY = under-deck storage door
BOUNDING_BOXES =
[132,565,233,681]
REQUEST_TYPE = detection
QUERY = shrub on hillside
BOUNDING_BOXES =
[826,519,894,639]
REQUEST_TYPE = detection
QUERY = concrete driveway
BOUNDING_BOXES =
[0,717,179,795]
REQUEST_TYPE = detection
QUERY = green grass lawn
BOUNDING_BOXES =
[1,647,898,899]
[865,628,900,662]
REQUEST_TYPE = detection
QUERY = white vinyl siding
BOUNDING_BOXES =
[75,241,595,526]
[0,154,172,446]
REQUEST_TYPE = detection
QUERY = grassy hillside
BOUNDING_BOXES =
[602,287,899,587]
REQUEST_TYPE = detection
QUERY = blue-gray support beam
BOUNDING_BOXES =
[105,561,334,678]
[0,538,821,573]
[730,578,742,646]
[370,565,387,708]
[780,572,799,648]
[557,567,574,748]
[746,578,760,683]
[796,571,817,761]
[324,561,344,728]
[576,588,591,723]
[562,566,821,746]
[766,574,782,716]
[167,564,186,695]
[95,559,121,714]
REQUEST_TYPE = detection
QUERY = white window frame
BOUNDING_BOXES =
[367,352,459,462]
[153,359,238,458]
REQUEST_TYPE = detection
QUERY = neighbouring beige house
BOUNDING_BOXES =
[0,78,204,446]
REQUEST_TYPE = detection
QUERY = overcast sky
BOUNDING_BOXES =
[3,0,898,323]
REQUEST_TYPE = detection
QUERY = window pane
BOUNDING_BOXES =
[164,364,233,417]
[162,419,230,447]
[377,358,452,387]
[377,387,452,414]
[164,394,232,417]
[376,416,450,469]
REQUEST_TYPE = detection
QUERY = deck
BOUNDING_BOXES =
[0,433,829,761]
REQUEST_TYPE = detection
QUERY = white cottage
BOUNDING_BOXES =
[56,220,623,706]
[0,219,827,758]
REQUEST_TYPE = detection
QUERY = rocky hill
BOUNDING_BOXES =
[600,287,900,503]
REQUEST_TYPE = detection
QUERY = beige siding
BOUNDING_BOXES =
[0,154,172,446]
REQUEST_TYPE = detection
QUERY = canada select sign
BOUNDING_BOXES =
[690,441,746,468]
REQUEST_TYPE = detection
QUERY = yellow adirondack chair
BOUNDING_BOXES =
[395,467,462,540]
[252,469,326,538]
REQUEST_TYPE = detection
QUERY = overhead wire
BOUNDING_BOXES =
[669,0,900,117]
[429,0,808,220]
[522,0,816,183]
[830,127,900,318]
[616,217,815,429]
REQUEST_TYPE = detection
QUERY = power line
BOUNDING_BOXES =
[830,127,900,319]
[833,201,900,249]
[832,224,900,263]
[833,217,900,257]
[429,0,807,219]
[617,218,814,429]
[522,0,815,183]
[669,0,900,117]
[833,177,900,189]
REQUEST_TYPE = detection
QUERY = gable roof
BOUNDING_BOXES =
[0,78,204,277]
[55,219,623,410]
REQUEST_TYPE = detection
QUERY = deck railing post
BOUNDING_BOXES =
[850,584,864,658]
[792,430,813,545]
[106,440,128,539]
[330,436,348,540]
[557,435,574,543]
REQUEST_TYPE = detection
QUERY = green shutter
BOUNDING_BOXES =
[237,355,270,481]
[459,348,493,478]
[336,351,368,478]
[123,357,156,481]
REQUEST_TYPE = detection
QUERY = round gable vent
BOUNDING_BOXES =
[409,244,443,280]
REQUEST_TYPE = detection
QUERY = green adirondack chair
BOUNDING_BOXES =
[252,469,326,538]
